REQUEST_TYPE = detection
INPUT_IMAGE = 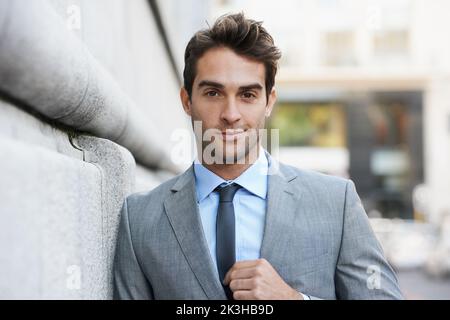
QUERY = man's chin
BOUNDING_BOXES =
[200,139,260,165]
[222,147,258,165]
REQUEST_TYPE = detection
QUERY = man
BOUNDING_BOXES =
[113,13,403,300]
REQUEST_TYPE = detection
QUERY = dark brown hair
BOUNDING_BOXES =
[183,12,282,102]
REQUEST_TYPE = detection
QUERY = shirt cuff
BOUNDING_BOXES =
[300,292,310,300]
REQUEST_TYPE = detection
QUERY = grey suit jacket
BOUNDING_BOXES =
[113,158,403,300]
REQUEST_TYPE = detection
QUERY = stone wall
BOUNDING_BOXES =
[0,0,190,299]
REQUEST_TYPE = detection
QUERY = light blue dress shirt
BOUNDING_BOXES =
[193,148,268,272]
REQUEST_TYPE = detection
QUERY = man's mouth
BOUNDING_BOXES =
[221,129,245,141]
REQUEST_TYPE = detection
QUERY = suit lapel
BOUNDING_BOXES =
[163,166,227,300]
[260,160,303,266]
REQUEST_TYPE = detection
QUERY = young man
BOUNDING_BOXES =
[113,13,403,300]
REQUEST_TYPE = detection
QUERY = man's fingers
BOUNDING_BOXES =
[232,290,253,300]
[229,278,259,291]
[223,259,266,285]
[232,289,264,300]
[223,265,261,285]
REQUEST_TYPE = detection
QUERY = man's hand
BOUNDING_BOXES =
[223,258,304,300]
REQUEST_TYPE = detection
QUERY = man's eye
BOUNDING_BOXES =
[242,92,256,99]
[206,91,219,97]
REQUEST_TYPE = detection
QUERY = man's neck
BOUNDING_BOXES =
[198,146,261,181]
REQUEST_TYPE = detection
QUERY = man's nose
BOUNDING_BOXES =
[220,98,242,124]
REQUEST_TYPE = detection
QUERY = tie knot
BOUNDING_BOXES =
[216,183,241,202]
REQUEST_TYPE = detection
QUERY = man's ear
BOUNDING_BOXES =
[265,87,277,118]
[180,87,192,116]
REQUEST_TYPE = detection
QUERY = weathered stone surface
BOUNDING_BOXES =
[0,0,188,299]
[0,100,137,299]
[0,0,184,173]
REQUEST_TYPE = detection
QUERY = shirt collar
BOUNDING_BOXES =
[193,147,269,202]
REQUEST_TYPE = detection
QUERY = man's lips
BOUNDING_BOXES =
[221,129,245,141]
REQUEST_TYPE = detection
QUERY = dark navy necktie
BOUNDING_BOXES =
[215,183,241,300]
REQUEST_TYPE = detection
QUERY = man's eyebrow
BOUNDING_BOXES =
[197,80,225,89]
[238,83,263,91]
[197,81,264,91]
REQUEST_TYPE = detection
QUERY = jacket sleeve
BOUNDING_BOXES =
[113,197,154,300]
[334,180,404,300]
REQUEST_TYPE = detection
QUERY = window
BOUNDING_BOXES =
[323,31,356,66]
[373,30,409,59]
[269,102,346,147]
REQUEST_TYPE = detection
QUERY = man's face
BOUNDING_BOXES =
[180,46,276,164]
